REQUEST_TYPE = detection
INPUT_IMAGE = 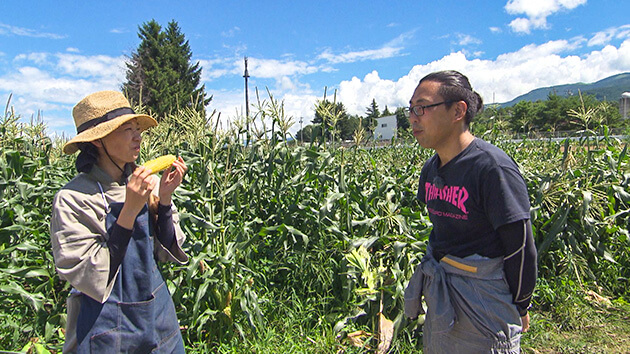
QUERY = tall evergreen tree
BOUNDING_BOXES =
[122,19,211,119]
[395,107,410,132]
[381,105,392,117]
[365,98,380,118]
[363,98,380,135]
[123,20,162,110]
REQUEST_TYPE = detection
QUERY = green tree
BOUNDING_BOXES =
[509,100,536,134]
[123,20,162,110]
[381,105,392,117]
[338,115,361,141]
[296,124,319,143]
[363,99,380,136]
[313,99,348,142]
[122,19,211,119]
[395,107,409,132]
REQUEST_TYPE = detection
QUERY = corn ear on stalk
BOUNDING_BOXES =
[142,155,176,174]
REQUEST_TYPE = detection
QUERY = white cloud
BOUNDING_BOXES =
[338,71,403,116]
[6,28,630,139]
[200,32,412,87]
[385,30,416,47]
[1,52,129,135]
[495,38,584,64]
[199,56,332,83]
[110,28,127,34]
[589,25,630,47]
[55,53,126,80]
[505,0,587,33]
[0,65,111,105]
[0,23,66,39]
[335,37,630,116]
[66,47,80,53]
[455,33,482,46]
[198,58,236,81]
[276,76,310,93]
[505,0,587,18]
[508,17,544,34]
[318,47,403,64]
[204,88,246,129]
[316,32,410,64]
[589,29,616,47]
[14,52,126,80]
[249,57,322,78]
[281,93,320,125]
[490,27,502,34]
[618,27,630,40]
[221,27,240,38]
[14,52,50,65]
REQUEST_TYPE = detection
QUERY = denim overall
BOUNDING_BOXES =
[75,202,185,353]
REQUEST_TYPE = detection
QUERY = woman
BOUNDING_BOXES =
[51,91,189,353]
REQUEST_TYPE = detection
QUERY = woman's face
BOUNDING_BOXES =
[98,119,142,165]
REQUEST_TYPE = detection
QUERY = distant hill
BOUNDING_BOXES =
[498,72,630,107]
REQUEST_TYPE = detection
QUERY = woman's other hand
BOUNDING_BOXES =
[158,156,187,206]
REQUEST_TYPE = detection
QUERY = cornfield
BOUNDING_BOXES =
[1,93,629,352]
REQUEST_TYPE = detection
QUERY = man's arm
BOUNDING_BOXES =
[498,219,537,316]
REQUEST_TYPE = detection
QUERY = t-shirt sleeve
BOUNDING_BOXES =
[483,163,531,229]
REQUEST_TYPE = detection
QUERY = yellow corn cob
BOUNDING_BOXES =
[142,155,176,174]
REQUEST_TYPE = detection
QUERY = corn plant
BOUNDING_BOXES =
[1,92,629,352]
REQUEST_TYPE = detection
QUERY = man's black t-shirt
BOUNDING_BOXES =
[417,138,530,259]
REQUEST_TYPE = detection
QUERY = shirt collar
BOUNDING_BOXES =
[87,164,133,186]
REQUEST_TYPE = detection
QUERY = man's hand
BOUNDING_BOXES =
[521,313,530,332]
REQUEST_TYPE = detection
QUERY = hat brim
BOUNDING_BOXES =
[63,113,157,154]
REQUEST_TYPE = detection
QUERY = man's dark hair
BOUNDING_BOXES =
[420,70,483,125]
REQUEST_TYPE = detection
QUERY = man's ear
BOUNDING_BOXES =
[453,101,468,122]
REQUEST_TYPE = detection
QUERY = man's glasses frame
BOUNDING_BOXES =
[408,101,453,117]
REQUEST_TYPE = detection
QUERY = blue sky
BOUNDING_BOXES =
[1,0,630,137]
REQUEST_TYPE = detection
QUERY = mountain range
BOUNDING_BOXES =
[499,72,630,107]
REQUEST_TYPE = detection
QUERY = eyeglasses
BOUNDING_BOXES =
[408,101,453,117]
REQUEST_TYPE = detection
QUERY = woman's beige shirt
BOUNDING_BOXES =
[50,165,188,303]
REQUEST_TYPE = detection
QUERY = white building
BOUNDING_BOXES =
[373,115,397,140]
[620,92,630,119]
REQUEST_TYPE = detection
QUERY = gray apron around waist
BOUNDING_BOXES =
[404,246,522,354]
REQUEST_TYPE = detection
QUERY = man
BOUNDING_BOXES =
[404,70,537,353]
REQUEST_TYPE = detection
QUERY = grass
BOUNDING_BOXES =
[520,276,630,353]
[523,303,630,353]
[178,280,630,353]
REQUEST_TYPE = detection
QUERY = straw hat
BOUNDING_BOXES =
[63,91,157,154]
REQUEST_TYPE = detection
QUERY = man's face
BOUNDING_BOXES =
[408,80,455,151]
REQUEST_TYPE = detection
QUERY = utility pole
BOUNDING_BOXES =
[299,117,303,143]
[243,56,250,145]
[243,56,250,120]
